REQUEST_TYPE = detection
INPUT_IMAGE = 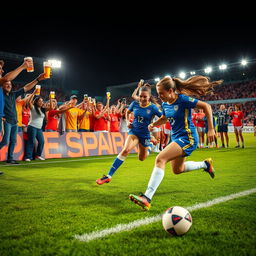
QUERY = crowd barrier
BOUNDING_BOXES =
[0,127,254,161]
[227,125,254,133]
[0,132,138,161]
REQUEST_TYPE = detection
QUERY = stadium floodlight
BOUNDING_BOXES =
[179,72,186,79]
[190,71,196,75]
[204,66,212,74]
[48,59,61,68]
[241,59,247,66]
[219,64,227,70]
[154,77,160,82]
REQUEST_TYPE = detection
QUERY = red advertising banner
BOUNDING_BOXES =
[0,132,138,161]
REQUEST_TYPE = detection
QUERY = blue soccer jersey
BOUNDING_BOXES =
[128,101,162,138]
[162,94,199,155]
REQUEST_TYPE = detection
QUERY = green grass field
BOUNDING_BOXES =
[0,133,256,256]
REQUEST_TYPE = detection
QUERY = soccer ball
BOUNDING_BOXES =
[162,206,192,236]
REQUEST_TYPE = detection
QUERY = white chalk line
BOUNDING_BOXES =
[0,155,139,167]
[74,187,256,242]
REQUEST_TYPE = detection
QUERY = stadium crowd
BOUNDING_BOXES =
[201,80,256,101]
[0,59,256,166]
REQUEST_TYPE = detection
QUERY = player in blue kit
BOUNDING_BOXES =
[96,84,162,185]
[129,75,223,210]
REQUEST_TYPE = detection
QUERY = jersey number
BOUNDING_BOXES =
[168,117,175,126]
[137,116,144,123]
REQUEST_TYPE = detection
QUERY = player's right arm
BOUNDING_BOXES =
[148,115,168,131]
[125,109,133,129]
[131,79,144,101]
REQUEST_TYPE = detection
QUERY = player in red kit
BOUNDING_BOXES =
[228,104,244,148]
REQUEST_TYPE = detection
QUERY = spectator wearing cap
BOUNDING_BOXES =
[70,95,77,100]
[64,95,84,132]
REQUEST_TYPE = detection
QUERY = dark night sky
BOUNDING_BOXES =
[1,16,256,96]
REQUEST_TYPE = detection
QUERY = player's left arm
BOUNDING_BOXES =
[196,100,215,142]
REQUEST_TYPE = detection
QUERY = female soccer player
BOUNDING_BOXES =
[129,75,223,210]
[96,84,162,185]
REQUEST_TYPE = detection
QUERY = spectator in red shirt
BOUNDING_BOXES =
[228,104,244,148]
[94,102,110,132]
[161,121,172,150]
[45,98,72,132]
[196,109,206,148]
[109,104,121,132]
[21,93,35,132]
[22,104,31,131]
[192,108,198,127]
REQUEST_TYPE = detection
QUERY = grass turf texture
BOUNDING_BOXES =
[0,133,255,256]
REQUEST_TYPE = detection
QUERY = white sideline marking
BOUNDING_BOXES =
[0,155,139,167]
[74,188,256,242]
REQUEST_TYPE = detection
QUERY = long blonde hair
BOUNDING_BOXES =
[157,76,223,97]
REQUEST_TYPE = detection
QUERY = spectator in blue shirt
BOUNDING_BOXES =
[0,58,33,172]
[0,73,47,164]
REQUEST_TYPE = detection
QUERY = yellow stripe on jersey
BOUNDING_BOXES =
[182,109,194,150]
[139,102,151,108]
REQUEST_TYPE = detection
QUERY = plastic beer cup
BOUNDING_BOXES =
[24,57,34,72]
[50,91,55,99]
[35,85,41,95]
[44,62,51,78]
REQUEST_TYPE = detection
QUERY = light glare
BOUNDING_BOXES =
[204,66,212,73]
[241,59,247,66]
[219,64,227,70]
[48,59,62,68]
[179,72,186,79]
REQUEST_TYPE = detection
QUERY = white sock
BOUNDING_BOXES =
[117,153,127,161]
[145,166,165,200]
[184,161,207,172]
